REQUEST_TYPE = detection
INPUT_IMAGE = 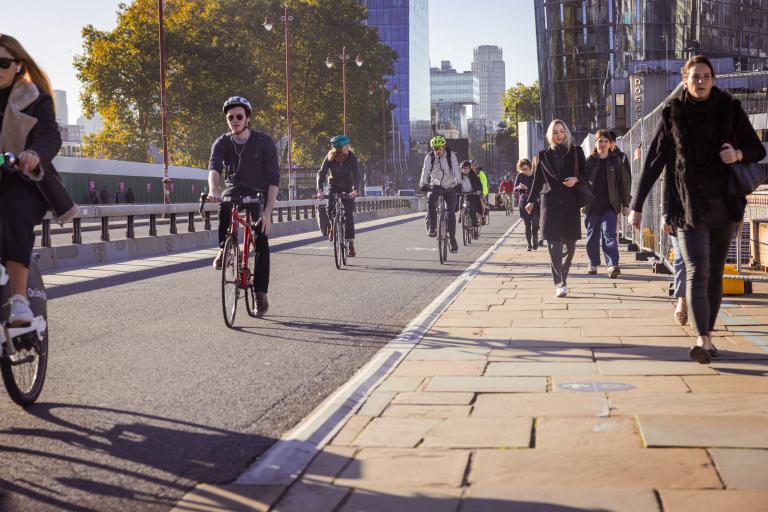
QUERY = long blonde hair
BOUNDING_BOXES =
[0,34,54,100]
[545,119,572,148]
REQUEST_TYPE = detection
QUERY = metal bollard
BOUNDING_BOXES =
[127,215,135,239]
[101,217,110,242]
[204,211,212,231]
[188,212,195,232]
[73,218,82,244]
[149,214,157,236]
[169,213,177,234]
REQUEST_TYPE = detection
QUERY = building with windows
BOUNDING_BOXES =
[357,0,431,182]
[534,0,768,141]
[430,61,479,138]
[471,45,506,128]
[54,90,69,126]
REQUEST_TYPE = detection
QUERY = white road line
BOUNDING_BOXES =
[236,217,523,486]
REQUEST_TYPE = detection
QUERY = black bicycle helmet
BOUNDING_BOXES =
[460,160,472,169]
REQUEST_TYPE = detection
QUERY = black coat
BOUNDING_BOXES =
[630,86,766,229]
[528,145,586,241]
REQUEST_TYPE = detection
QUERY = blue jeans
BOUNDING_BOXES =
[585,210,619,267]
[670,235,686,299]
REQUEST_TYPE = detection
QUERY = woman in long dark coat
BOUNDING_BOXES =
[526,119,586,297]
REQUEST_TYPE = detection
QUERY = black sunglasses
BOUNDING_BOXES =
[0,58,18,70]
[227,113,244,121]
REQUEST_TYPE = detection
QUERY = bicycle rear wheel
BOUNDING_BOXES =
[221,235,239,328]
[244,239,259,318]
[1,329,48,407]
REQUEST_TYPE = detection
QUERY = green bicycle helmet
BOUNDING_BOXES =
[330,135,350,148]
[430,135,446,149]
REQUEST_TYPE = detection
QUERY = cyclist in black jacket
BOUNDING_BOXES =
[208,96,280,317]
[316,135,361,256]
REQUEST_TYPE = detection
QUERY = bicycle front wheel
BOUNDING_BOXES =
[334,216,345,269]
[1,329,48,407]
[221,236,240,328]
[438,212,448,264]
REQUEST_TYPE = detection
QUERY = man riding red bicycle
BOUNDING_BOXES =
[208,96,279,317]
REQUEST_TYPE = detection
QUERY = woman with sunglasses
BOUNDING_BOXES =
[0,34,76,326]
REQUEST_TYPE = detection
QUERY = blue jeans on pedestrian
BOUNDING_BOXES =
[585,209,619,267]
[670,234,686,299]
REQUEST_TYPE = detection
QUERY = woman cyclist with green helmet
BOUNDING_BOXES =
[317,135,361,256]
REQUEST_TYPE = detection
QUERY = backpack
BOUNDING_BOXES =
[429,147,453,173]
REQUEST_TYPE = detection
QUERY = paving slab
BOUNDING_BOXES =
[597,360,718,376]
[552,375,690,394]
[710,361,768,376]
[541,309,609,318]
[358,391,396,417]
[376,377,424,392]
[302,446,358,483]
[583,326,688,337]
[638,415,768,448]
[353,417,442,447]
[405,347,490,361]
[536,416,644,450]
[509,318,569,327]
[392,392,475,405]
[421,417,533,448]
[683,374,768,393]
[609,309,681,318]
[469,449,720,488]
[331,416,372,446]
[170,484,286,512]
[461,487,660,512]
[382,404,472,419]
[426,376,546,393]
[473,393,609,417]
[710,448,768,490]
[334,448,470,489]
[660,490,768,512]
[391,360,486,377]
[593,346,692,361]
[487,348,594,362]
[272,481,350,512]
[565,317,680,327]
[612,392,768,416]
[485,361,600,376]
[338,487,463,512]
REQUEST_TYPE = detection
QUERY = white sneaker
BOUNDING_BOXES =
[8,294,33,326]
[555,286,568,298]
[608,266,620,279]
[213,250,223,270]
[587,265,597,275]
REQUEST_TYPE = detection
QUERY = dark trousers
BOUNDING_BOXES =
[426,187,457,238]
[676,199,736,336]
[0,176,48,268]
[461,193,482,226]
[520,207,540,248]
[217,186,270,293]
[585,209,619,267]
[547,239,576,287]
[328,193,356,240]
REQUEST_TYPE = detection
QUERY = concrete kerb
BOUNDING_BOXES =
[234,217,524,488]
[35,206,414,272]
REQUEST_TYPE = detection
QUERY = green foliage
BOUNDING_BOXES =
[502,80,541,136]
[75,0,396,170]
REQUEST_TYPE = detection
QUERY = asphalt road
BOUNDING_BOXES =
[0,211,516,512]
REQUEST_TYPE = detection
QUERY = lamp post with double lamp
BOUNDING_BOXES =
[326,47,363,135]
[368,81,397,193]
[157,0,172,204]
[263,6,296,200]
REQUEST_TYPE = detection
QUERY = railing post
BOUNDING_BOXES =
[169,213,177,234]
[41,219,51,247]
[150,214,157,236]
[73,218,82,244]
[188,212,195,232]
[204,211,212,231]
[127,215,135,239]
[287,206,292,222]
[278,208,284,222]
[311,205,316,218]
[101,217,110,242]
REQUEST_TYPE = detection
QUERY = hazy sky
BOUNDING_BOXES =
[4,1,539,124]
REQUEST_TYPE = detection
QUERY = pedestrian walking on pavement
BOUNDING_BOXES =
[514,158,540,251]
[526,119,586,298]
[584,129,631,278]
[629,55,766,364]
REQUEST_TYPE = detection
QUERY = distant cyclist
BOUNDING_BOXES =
[316,135,361,257]
[498,174,514,211]
[208,96,279,317]
[419,135,462,252]
[459,160,483,239]
[471,160,489,223]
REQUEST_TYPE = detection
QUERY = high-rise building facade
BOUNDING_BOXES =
[430,61,479,138]
[535,0,768,141]
[54,90,69,126]
[358,0,431,176]
[471,45,506,128]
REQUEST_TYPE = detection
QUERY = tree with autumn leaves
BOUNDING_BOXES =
[75,0,397,170]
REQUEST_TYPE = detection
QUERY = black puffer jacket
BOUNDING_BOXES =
[317,151,361,193]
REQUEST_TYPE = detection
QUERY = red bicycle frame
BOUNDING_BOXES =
[227,200,262,290]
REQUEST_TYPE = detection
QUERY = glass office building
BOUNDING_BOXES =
[358,0,431,177]
[471,46,506,128]
[431,61,480,138]
[534,0,768,141]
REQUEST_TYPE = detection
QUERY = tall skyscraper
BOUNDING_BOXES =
[358,0,431,178]
[54,90,69,126]
[430,61,479,138]
[534,0,768,140]
[471,45,506,128]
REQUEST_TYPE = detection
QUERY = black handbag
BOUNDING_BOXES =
[728,162,764,196]
[572,149,595,208]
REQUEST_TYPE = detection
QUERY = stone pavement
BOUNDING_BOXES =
[174,221,768,512]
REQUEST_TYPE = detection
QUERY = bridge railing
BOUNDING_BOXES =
[39,197,414,247]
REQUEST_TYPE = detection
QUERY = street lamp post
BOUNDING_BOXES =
[369,81,389,191]
[264,5,296,200]
[326,47,363,134]
[157,0,171,204]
